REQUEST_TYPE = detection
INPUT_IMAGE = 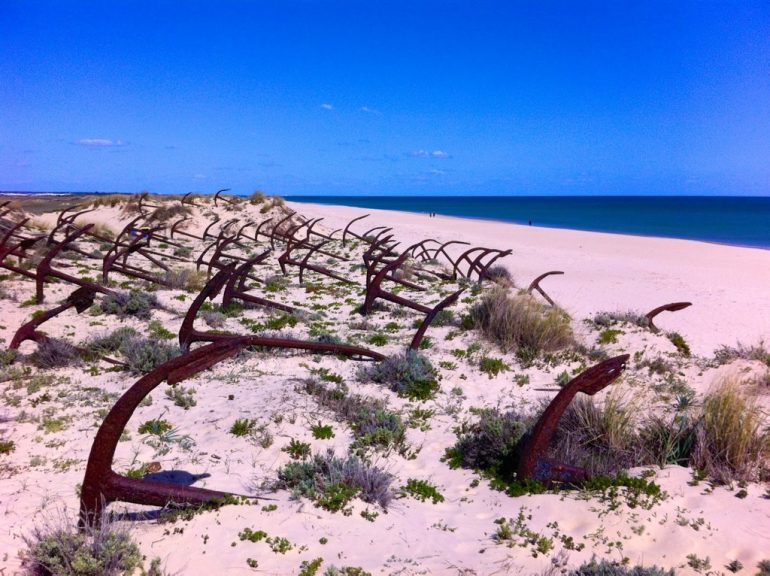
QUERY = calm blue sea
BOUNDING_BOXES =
[286,196,770,249]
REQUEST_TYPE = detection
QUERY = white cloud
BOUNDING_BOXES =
[359,106,381,115]
[321,103,334,110]
[75,138,126,147]
[193,174,207,179]
[410,149,451,158]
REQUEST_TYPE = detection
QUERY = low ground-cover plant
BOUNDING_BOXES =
[303,379,408,457]
[275,449,393,512]
[468,287,573,359]
[398,479,445,504]
[567,558,675,575]
[121,337,179,374]
[591,310,648,328]
[30,338,81,369]
[714,341,770,367]
[19,509,169,576]
[99,291,158,319]
[359,351,439,400]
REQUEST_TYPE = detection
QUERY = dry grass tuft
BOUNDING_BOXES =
[469,286,573,357]
[691,375,769,483]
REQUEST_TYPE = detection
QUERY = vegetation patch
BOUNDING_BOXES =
[360,351,439,400]
[275,449,393,512]
[468,287,573,359]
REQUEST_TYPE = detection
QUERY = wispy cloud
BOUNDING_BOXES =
[359,106,381,115]
[193,174,207,180]
[321,103,334,110]
[410,149,451,159]
[75,138,126,147]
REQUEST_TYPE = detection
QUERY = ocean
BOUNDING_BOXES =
[286,196,770,249]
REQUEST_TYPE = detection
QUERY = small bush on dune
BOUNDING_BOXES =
[714,341,770,367]
[89,194,130,208]
[591,310,648,328]
[360,351,439,400]
[567,558,675,576]
[30,338,81,369]
[482,265,513,285]
[691,376,769,483]
[21,509,142,576]
[551,394,639,477]
[249,190,266,204]
[147,204,191,223]
[159,267,207,292]
[121,337,180,374]
[303,379,408,456]
[83,328,138,357]
[469,287,573,358]
[276,449,393,512]
[99,291,157,319]
[445,408,535,480]
[0,347,18,367]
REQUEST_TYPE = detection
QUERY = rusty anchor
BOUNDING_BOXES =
[527,271,564,307]
[10,287,96,349]
[644,302,692,333]
[277,238,354,285]
[517,354,630,484]
[178,266,383,360]
[35,225,118,303]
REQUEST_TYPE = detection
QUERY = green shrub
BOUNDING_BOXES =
[468,287,573,357]
[100,291,158,319]
[283,439,311,460]
[361,351,439,400]
[121,338,179,374]
[20,511,143,576]
[165,386,197,410]
[312,424,335,440]
[303,379,407,456]
[138,418,173,436]
[0,439,15,455]
[445,407,534,482]
[479,356,508,378]
[276,449,393,511]
[83,328,138,357]
[230,418,257,437]
[568,558,675,575]
[598,328,623,345]
[159,268,207,292]
[667,332,691,357]
[398,479,444,504]
[249,191,266,204]
[0,347,18,367]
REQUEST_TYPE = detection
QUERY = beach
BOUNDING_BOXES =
[1,195,769,575]
[289,200,770,357]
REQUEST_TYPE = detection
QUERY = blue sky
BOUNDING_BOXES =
[1,1,769,196]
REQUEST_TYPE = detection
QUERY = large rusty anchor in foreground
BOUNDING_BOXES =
[80,340,254,527]
[517,354,630,484]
